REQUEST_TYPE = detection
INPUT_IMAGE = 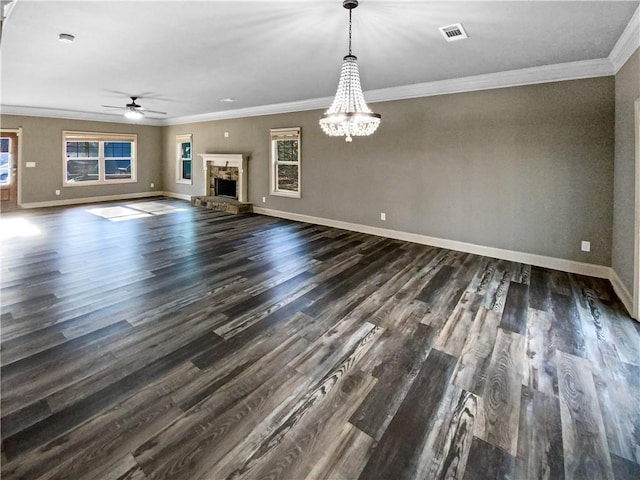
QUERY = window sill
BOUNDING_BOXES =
[63,179,137,187]
[176,179,193,185]
[271,190,300,199]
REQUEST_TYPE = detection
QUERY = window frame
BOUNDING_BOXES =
[176,133,193,185]
[270,127,301,198]
[0,136,12,186]
[62,131,137,186]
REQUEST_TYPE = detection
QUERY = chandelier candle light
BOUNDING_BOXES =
[320,0,381,143]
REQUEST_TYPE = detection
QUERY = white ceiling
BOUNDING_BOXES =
[1,0,638,125]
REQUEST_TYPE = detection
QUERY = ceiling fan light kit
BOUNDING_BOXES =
[102,96,167,120]
[124,108,144,120]
[319,0,381,143]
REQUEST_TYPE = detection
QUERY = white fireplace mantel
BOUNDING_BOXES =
[199,154,248,203]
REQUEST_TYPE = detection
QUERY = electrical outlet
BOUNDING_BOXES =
[224,132,229,138]
[55,190,60,196]
[150,183,155,188]
[380,212,386,221]
[581,241,591,252]
[262,196,266,203]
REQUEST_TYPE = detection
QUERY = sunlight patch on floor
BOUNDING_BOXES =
[86,202,187,222]
[125,202,188,215]
[0,217,42,239]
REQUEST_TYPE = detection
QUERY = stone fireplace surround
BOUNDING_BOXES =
[193,154,252,214]
[199,154,248,203]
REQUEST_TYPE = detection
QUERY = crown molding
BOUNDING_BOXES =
[0,105,164,126]
[165,58,614,126]
[0,58,616,127]
[163,96,334,126]
[609,5,640,73]
[364,58,614,104]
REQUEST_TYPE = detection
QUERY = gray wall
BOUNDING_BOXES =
[164,77,615,266]
[612,48,640,294]
[0,115,162,204]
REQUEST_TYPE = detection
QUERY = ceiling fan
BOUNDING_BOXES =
[102,96,167,119]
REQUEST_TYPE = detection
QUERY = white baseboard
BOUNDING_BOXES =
[162,191,191,201]
[609,268,635,319]
[18,191,164,209]
[253,207,611,280]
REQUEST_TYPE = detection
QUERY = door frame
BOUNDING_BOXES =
[1,127,22,208]
[634,98,640,319]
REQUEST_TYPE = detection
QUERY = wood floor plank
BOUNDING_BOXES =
[594,360,640,464]
[529,266,552,312]
[304,423,375,480]
[522,308,558,397]
[417,387,480,480]
[452,307,501,395]
[476,328,525,455]
[1,362,198,480]
[215,367,376,480]
[462,436,515,480]
[349,322,434,440]
[611,453,640,480]
[551,293,587,357]
[1,198,638,480]
[516,385,564,479]
[434,291,483,357]
[557,350,614,480]
[500,281,530,334]
[357,348,457,480]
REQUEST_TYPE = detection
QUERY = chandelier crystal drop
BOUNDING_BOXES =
[320,0,380,143]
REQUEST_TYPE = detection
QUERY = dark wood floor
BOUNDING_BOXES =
[1,198,639,480]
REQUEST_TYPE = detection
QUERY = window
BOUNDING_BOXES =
[0,137,11,185]
[176,134,193,184]
[270,127,300,198]
[63,131,136,186]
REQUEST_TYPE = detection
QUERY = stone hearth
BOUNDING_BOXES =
[195,153,252,214]
[191,196,253,214]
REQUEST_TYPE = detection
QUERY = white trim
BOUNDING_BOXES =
[165,97,332,126]
[252,207,611,280]
[1,8,635,127]
[62,130,138,186]
[199,154,248,203]
[0,58,618,126]
[634,98,640,319]
[270,127,301,199]
[609,5,640,73]
[175,133,193,185]
[164,59,614,126]
[611,267,635,319]
[19,191,163,209]
[162,191,191,201]
[365,58,614,104]
[0,106,164,126]
[1,127,22,207]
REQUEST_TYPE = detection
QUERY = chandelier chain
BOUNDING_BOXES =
[348,7,352,56]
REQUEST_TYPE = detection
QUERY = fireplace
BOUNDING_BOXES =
[199,154,248,203]
[215,178,237,199]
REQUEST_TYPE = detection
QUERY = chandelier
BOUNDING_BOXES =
[320,0,381,143]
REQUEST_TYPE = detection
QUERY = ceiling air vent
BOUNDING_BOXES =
[439,23,468,42]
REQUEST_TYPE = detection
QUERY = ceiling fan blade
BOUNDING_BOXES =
[102,105,127,110]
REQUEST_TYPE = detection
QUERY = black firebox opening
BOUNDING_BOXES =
[215,178,237,199]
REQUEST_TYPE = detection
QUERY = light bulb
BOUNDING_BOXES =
[125,109,143,120]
